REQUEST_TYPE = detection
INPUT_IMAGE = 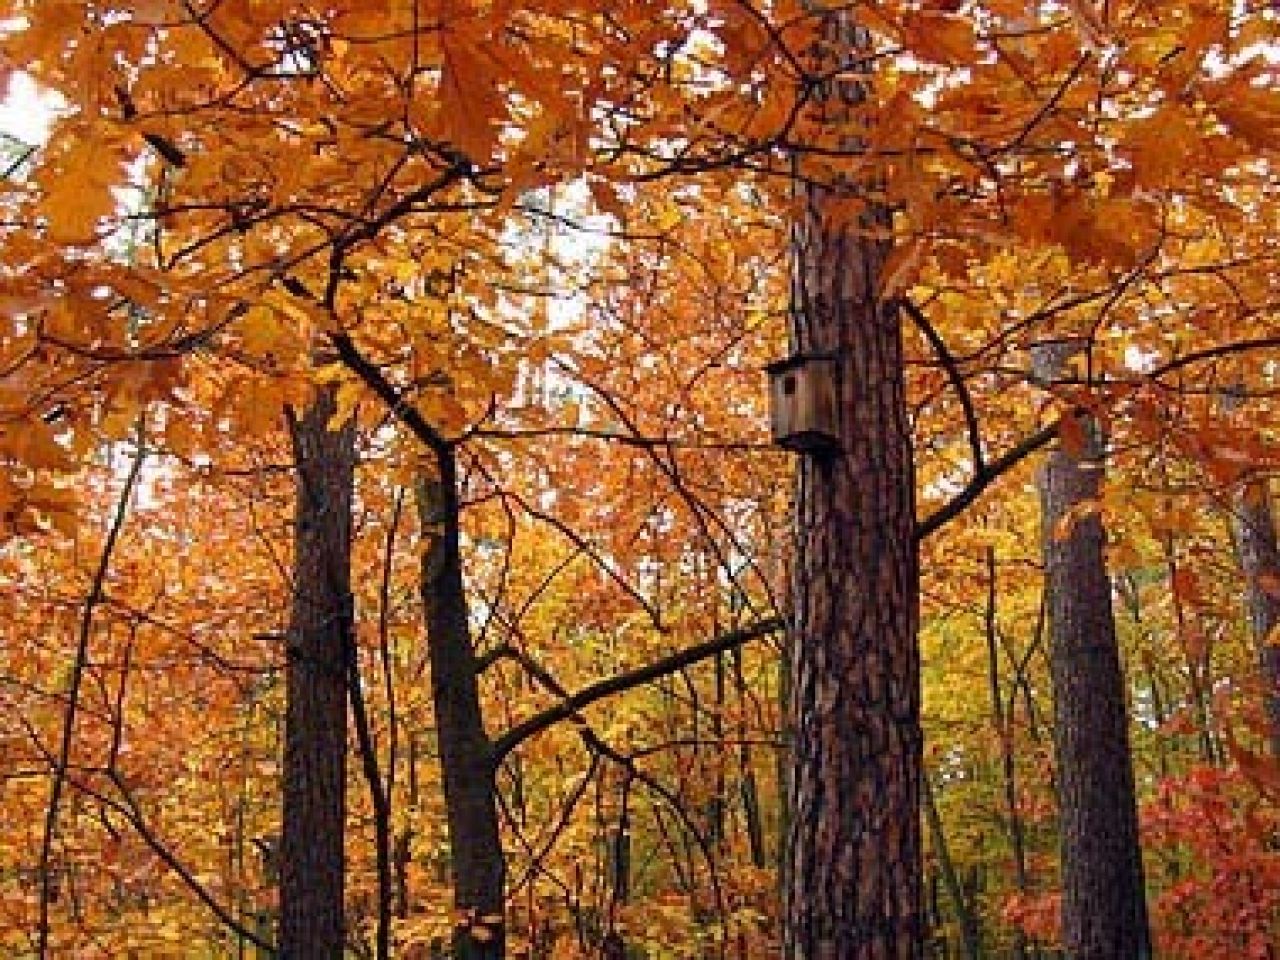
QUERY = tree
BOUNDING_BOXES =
[1222,388,1280,759]
[417,462,505,958]
[1033,338,1151,960]
[4,2,1280,958]
[780,9,922,957]
[278,385,357,958]
[1234,482,1280,759]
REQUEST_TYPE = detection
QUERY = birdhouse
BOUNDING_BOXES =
[765,353,840,455]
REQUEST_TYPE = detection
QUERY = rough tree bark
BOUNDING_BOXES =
[1221,389,1280,759]
[417,462,505,960]
[1032,339,1151,960]
[1233,482,1280,758]
[782,11,922,958]
[279,386,357,959]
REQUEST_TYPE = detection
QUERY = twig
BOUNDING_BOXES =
[916,423,1058,541]
[37,429,147,959]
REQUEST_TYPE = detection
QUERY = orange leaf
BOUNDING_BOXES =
[40,137,120,244]
[1171,568,1203,608]
[1052,499,1101,542]
[439,36,504,161]
[906,13,976,65]
[1207,81,1280,150]
[588,179,627,222]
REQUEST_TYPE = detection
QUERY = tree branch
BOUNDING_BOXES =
[916,423,1059,542]
[107,770,278,955]
[329,332,452,459]
[37,428,146,959]
[900,296,985,473]
[491,616,783,762]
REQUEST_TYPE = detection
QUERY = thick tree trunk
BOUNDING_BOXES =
[1032,340,1151,960]
[417,460,505,959]
[782,13,922,952]
[279,386,357,959]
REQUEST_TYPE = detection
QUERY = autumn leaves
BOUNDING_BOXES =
[1,1,1279,957]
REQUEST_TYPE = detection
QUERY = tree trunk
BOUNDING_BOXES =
[982,548,1031,960]
[1162,534,1220,764]
[1032,340,1151,960]
[731,647,767,869]
[1229,474,1280,758]
[782,13,922,957]
[417,460,505,959]
[279,386,357,959]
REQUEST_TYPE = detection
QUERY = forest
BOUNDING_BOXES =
[0,1,1277,958]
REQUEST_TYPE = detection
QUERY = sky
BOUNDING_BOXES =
[0,72,55,146]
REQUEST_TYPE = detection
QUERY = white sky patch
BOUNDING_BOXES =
[1124,344,1158,372]
[0,72,58,146]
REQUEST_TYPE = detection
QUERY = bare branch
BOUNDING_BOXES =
[916,423,1058,542]
[492,617,783,762]
[37,429,147,959]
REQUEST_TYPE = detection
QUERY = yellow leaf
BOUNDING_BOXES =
[654,203,682,233]
[240,305,294,360]
[267,290,323,337]
[312,362,347,385]
[327,380,362,431]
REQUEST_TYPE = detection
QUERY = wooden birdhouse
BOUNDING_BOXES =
[765,353,840,455]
